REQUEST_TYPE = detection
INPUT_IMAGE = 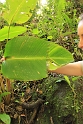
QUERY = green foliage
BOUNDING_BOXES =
[0,0,74,81]
[0,113,11,124]
[32,28,40,34]
[0,92,11,124]
[48,42,73,67]
[1,36,73,81]
[0,26,27,41]
[36,0,78,43]
[3,0,38,25]
[1,36,47,80]
[0,1,83,123]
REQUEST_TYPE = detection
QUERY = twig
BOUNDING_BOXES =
[50,116,54,124]
[28,107,39,124]
[21,98,44,109]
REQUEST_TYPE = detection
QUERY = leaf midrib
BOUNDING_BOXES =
[10,0,25,24]
[6,57,46,60]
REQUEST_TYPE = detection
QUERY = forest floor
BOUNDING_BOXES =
[1,74,83,124]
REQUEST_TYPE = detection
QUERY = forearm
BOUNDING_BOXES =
[48,61,83,76]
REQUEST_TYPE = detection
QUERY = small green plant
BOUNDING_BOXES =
[0,113,11,124]
[64,75,81,114]
[0,92,11,124]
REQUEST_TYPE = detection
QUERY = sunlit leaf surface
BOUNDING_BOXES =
[2,36,47,81]
[3,0,38,24]
[1,36,74,81]
[0,26,27,41]
[48,42,74,70]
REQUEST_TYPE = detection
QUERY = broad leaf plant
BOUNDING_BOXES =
[0,0,74,123]
[0,0,74,81]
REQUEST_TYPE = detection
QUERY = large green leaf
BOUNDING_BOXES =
[1,36,74,81]
[0,26,27,41]
[1,36,48,81]
[3,0,38,24]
